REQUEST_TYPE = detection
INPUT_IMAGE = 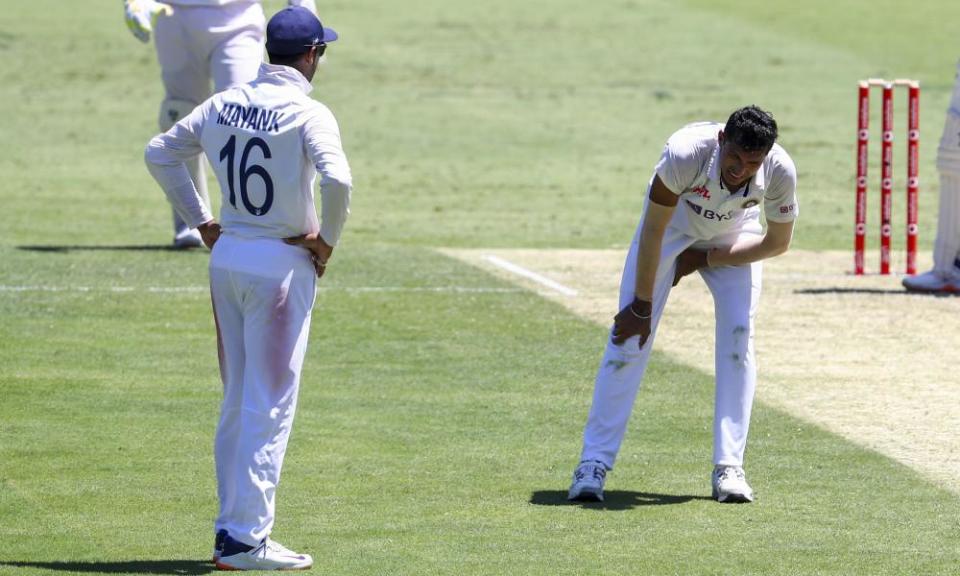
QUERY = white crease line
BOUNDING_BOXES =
[0,285,522,295]
[481,255,578,297]
[339,286,521,294]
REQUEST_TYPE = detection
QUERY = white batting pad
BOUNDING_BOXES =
[934,172,960,272]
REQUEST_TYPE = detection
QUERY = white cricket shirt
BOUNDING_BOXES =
[654,122,798,240]
[146,62,352,245]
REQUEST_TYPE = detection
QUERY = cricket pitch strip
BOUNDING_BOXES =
[443,248,960,494]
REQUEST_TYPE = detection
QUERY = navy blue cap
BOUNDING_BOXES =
[266,6,338,56]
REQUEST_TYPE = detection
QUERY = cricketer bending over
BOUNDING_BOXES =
[145,7,351,570]
[123,0,319,248]
[903,58,960,293]
[568,106,798,504]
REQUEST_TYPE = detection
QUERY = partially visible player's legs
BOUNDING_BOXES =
[700,252,762,503]
[700,259,762,467]
[209,240,248,543]
[932,110,960,281]
[933,171,960,276]
[154,8,211,247]
[577,225,694,470]
[215,238,317,547]
[159,98,210,248]
[210,290,244,538]
[208,2,266,92]
[904,66,960,292]
[936,60,960,274]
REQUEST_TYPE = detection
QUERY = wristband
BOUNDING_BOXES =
[628,298,652,319]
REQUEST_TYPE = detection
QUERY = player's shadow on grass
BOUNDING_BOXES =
[0,560,212,574]
[530,490,711,510]
[795,287,959,297]
[18,245,198,253]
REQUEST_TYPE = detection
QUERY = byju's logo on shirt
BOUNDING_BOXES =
[685,200,730,222]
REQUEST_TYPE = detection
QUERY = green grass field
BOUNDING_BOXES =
[1,1,959,574]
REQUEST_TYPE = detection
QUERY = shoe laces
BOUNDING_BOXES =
[265,538,306,559]
[574,461,606,482]
[716,466,744,483]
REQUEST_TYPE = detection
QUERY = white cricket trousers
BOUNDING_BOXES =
[209,235,317,546]
[579,220,763,470]
[154,2,265,105]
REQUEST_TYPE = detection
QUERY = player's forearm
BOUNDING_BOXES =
[158,177,213,229]
[144,153,213,229]
[632,197,675,300]
[708,231,791,267]
[318,180,351,246]
[633,221,667,301]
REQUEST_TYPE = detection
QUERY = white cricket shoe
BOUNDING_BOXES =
[567,460,607,502]
[902,269,960,294]
[215,535,313,571]
[173,228,203,249]
[711,465,754,503]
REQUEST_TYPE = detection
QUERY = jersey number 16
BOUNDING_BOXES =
[219,135,274,216]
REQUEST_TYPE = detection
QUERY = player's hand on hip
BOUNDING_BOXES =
[611,297,652,349]
[284,232,334,278]
[672,248,710,286]
[123,0,173,43]
[197,220,221,250]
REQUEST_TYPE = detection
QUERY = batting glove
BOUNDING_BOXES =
[123,0,173,43]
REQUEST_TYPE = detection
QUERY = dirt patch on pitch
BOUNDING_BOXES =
[442,248,960,493]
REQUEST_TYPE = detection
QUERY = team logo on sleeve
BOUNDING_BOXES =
[779,204,796,214]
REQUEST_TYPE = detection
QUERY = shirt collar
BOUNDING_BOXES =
[708,142,767,192]
[256,62,314,95]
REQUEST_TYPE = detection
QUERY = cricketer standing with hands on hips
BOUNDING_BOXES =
[123,0,319,248]
[145,7,351,570]
[568,106,797,504]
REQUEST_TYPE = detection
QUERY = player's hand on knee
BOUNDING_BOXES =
[123,0,173,43]
[197,220,221,250]
[672,248,709,286]
[284,232,334,278]
[611,297,652,349]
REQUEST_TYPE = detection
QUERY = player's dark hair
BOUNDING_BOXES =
[268,44,326,67]
[724,105,778,152]
[268,51,306,66]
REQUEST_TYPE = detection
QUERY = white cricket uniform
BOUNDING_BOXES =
[145,62,352,546]
[153,0,317,234]
[579,122,798,469]
[932,60,960,274]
